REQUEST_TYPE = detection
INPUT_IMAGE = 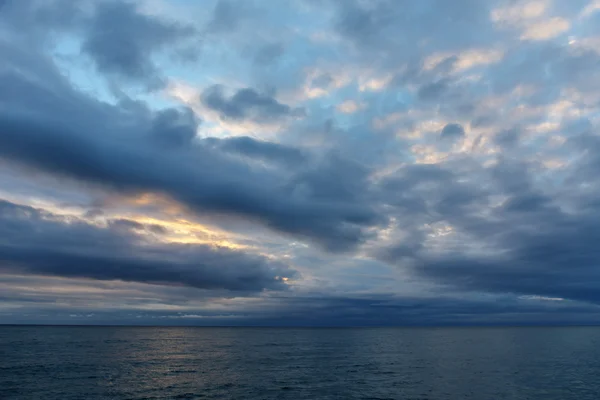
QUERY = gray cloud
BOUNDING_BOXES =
[494,128,520,148]
[1,0,197,87]
[440,123,465,140]
[201,85,306,123]
[207,0,247,33]
[149,107,199,147]
[0,0,85,38]
[376,153,600,305]
[203,136,307,167]
[3,0,600,325]
[333,0,496,58]
[418,79,451,101]
[107,218,167,235]
[0,41,382,251]
[0,199,294,292]
[81,1,196,86]
[2,290,598,326]
[254,42,285,65]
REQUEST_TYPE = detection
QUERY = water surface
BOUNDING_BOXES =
[1,326,599,399]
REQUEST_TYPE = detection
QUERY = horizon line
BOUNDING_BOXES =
[2,323,600,328]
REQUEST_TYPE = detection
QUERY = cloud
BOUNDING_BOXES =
[80,1,196,86]
[206,0,249,33]
[3,0,600,325]
[201,85,306,123]
[149,107,199,147]
[3,287,598,326]
[520,17,570,41]
[107,218,167,234]
[336,100,364,114]
[440,123,466,140]
[0,0,197,87]
[0,43,382,251]
[0,199,294,291]
[418,79,451,101]
[254,42,285,65]
[494,128,520,148]
[332,0,496,55]
[376,153,600,305]
[203,136,307,167]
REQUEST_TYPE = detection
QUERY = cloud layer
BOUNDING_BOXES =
[2,0,600,325]
[0,200,293,291]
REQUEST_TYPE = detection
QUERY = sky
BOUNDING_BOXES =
[2,0,600,326]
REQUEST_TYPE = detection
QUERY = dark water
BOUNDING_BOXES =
[1,326,600,399]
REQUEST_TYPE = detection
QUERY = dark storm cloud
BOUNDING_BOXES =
[0,41,381,251]
[201,85,306,123]
[81,1,195,86]
[149,107,199,147]
[203,136,307,167]
[376,152,600,305]
[246,295,600,327]
[377,163,455,216]
[0,199,294,291]
[415,217,600,305]
[0,109,378,250]
[440,123,465,140]
[287,153,373,204]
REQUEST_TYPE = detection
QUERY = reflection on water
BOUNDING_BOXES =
[1,326,600,399]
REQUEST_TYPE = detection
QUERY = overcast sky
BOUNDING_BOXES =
[2,0,600,326]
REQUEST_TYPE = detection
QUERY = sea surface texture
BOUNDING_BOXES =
[1,326,599,399]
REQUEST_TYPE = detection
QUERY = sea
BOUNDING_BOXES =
[1,326,599,399]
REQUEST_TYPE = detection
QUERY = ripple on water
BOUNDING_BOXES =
[1,326,600,400]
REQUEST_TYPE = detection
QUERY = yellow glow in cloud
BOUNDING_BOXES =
[117,213,250,249]
[103,192,185,216]
[12,190,251,250]
[107,193,251,250]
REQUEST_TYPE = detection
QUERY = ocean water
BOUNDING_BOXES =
[1,326,600,399]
